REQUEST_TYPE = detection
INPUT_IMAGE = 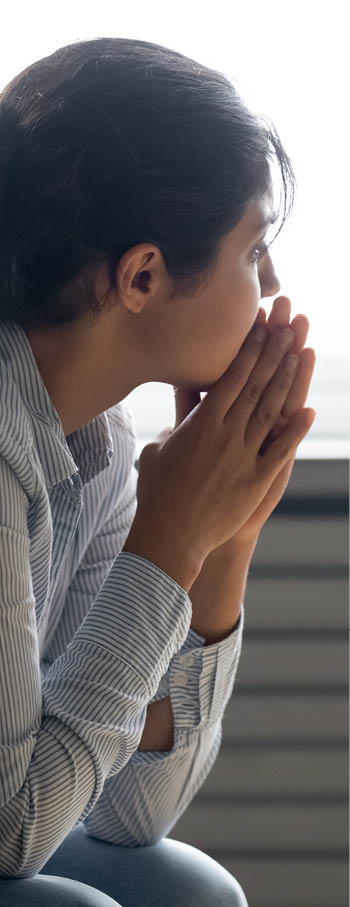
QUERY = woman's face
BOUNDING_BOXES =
[119,187,282,393]
[24,187,283,438]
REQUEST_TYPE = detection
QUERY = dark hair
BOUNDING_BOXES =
[0,36,296,331]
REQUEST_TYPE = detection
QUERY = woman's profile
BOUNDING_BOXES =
[0,36,315,907]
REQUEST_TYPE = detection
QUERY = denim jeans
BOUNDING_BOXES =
[0,822,249,906]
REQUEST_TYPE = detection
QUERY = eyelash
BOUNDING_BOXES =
[251,241,269,263]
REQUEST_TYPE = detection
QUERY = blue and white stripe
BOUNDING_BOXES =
[0,320,244,878]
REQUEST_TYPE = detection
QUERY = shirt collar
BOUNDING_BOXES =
[0,321,114,489]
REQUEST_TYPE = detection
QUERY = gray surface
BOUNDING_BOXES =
[166,459,349,907]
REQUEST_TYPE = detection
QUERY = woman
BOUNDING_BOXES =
[0,36,315,906]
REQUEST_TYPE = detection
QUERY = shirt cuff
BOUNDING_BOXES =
[70,551,193,698]
[168,603,245,739]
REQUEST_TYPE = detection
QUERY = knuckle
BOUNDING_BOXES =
[230,362,245,385]
[276,371,291,391]
[278,442,291,461]
[139,441,157,463]
[264,345,281,367]
[249,335,264,354]
[242,379,260,404]
[256,404,274,426]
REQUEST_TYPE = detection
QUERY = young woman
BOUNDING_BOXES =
[0,37,315,907]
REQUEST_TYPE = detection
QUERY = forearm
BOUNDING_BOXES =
[188,534,259,645]
[138,535,258,751]
[138,696,174,752]
[86,722,222,846]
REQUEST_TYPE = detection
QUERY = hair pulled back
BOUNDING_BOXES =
[0,37,296,330]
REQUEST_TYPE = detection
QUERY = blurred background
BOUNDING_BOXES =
[1,2,348,905]
[0,0,349,458]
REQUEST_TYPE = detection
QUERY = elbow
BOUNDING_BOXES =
[0,867,39,881]
[0,833,52,880]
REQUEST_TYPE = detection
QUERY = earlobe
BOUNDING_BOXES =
[116,269,152,315]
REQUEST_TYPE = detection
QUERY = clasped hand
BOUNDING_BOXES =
[171,295,316,549]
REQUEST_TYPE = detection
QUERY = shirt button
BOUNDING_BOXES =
[174,672,188,686]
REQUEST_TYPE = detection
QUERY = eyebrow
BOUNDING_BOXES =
[253,211,279,235]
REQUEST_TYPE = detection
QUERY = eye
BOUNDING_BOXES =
[250,241,269,263]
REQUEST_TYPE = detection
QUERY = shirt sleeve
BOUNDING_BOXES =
[50,447,245,849]
[82,606,244,846]
[0,452,192,878]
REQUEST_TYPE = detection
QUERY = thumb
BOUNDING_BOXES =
[173,385,201,429]
[154,425,174,445]
[152,386,201,446]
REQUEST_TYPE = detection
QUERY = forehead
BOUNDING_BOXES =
[245,190,275,229]
[231,190,277,247]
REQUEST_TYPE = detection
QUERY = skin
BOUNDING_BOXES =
[25,186,288,438]
[172,292,316,547]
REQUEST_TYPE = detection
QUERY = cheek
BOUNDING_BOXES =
[176,267,260,391]
[220,276,260,347]
[193,289,258,391]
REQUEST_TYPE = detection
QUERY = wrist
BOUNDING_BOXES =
[188,535,256,644]
[204,531,260,566]
[122,523,203,592]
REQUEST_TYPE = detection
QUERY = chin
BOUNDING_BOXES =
[178,378,213,393]
[173,361,233,395]
[196,371,229,393]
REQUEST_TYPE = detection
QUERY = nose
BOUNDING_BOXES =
[259,252,281,298]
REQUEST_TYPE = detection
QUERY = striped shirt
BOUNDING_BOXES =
[0,320,244,878]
